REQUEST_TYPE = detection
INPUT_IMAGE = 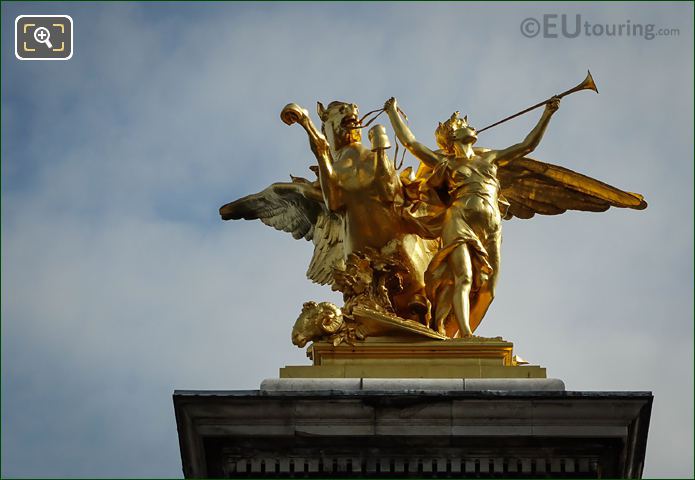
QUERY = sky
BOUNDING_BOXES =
[1,2,692,478]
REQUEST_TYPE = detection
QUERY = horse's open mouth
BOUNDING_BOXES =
[341,115,361,129]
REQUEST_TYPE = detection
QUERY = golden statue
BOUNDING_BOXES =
[221,100,440,338]
[220,72,647,347]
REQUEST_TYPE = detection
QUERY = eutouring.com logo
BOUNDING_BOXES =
[520,14,680,41]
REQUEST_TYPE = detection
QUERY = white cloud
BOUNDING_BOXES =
[2,2,692,477]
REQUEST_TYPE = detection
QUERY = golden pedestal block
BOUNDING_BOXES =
[280,337,546,379]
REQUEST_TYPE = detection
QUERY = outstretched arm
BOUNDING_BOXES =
[281,103,342,211]
[384,97,442,168]
[494,96,560,166]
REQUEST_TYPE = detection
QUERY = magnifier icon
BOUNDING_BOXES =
[33,27,53,49]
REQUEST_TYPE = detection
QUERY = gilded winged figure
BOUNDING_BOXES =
[219,88,646,346]
[384,96,646,338]
[220,101,440,344]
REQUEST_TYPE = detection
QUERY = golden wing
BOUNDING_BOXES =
[219,180,344,285]
[498,157,647,220]
[306,211,344,286]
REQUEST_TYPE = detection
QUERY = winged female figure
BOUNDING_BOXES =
[384,96,647,338]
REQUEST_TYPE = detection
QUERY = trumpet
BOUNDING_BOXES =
[477,70,599,134]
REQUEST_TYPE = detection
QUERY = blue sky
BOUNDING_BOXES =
[2,2,693,477]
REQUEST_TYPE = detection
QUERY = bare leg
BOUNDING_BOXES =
[468,233,501,333]
[449,244,474,337]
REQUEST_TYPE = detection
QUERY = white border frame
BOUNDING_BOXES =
[15,15,73,61]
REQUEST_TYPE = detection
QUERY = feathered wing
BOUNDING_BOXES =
[497,157,647,220]
[219,180,344,285]
[306,212,345,286]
